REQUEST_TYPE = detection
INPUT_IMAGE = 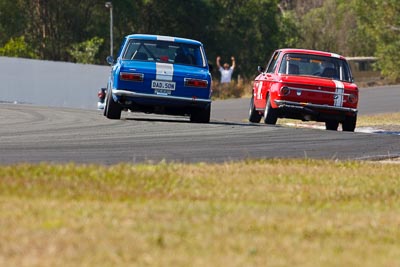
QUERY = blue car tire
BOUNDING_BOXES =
[190,105,211,123]
[105,92,122,120]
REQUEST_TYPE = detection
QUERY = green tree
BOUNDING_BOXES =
[278,9,299,49]
[0,36,38,58]
[20,0,107,62]
[209,0,283,78]
[286,0,375,57]
[134,0,218,48]
[356,0,400,82]
[0,0,26,44]
[68,37,104,64]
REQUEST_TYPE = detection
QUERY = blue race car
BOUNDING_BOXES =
[104,34,212,123]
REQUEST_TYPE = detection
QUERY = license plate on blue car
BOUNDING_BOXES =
[151,80,176,90]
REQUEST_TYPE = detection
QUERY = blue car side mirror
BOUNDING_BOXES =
[106,56,114,65]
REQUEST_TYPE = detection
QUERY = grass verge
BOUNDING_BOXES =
[278,112,400,133]
[357,112,400,129]
[1,160,400,267]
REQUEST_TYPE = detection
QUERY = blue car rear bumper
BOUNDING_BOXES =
[113,89,211,108]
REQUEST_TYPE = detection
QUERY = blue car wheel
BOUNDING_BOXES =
[105,92,122,120]
[190,105,211,123]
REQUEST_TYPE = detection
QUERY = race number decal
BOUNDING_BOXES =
[256,81,263,100]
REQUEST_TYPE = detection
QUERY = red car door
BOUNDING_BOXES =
[253,51,281,110]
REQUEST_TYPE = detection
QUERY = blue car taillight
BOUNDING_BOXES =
[184,78,208,88]
[120,72,144,82]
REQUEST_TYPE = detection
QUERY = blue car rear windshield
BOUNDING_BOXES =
[122,39,205,67]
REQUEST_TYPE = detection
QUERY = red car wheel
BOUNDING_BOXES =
[263,95,278,125]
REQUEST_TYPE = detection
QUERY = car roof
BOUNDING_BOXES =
[277,48,346,60]
[125,34,203,46]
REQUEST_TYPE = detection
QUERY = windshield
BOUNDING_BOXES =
[278,53,353,82]
[122,39,205,67]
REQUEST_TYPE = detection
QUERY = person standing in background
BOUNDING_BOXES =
[216,56,235,83]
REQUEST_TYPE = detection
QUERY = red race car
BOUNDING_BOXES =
[249,49,358,131]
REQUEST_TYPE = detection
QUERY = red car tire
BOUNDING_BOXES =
[263,95,278,125]
[249,95,262,123]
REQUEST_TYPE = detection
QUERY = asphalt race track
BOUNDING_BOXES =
[0,85,399,165]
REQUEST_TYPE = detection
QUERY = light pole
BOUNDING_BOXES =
[105,2,113,57]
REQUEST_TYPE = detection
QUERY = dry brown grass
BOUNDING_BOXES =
[357,112,400,131]
[1,160,400,266]
[211,80,251,100]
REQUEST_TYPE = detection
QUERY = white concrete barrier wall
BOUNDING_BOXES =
[0,56,110,109]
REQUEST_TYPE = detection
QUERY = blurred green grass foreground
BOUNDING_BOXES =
[1,160,400,267]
